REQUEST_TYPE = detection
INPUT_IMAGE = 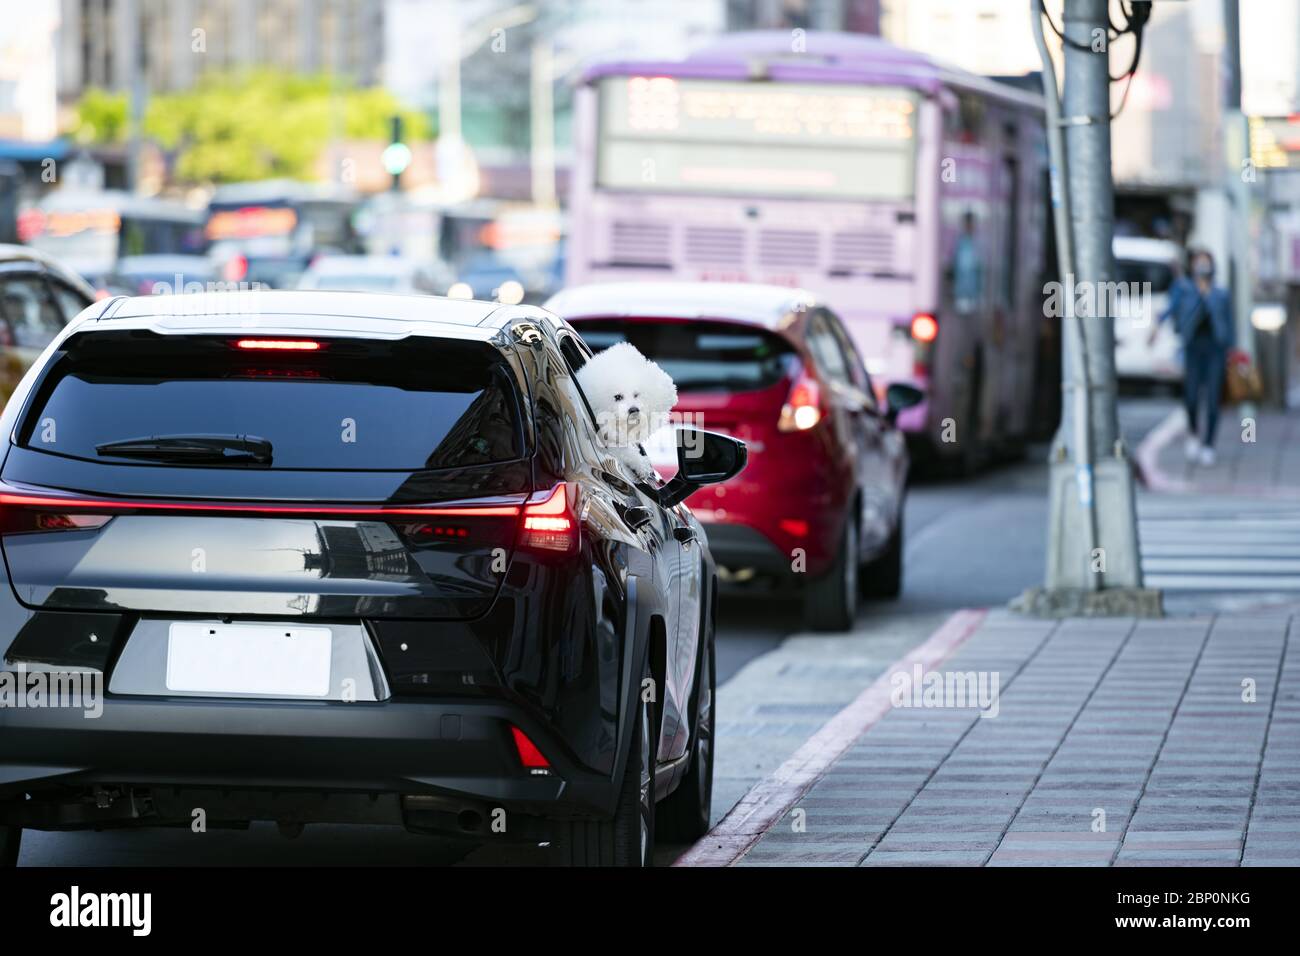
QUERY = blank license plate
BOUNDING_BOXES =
[166,622,332,697]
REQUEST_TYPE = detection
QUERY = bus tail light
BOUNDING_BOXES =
[911,312,938,378]
[778,372,823,432]
[910,312,938,343]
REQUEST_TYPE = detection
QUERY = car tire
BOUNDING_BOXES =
[0,823,20,867]
[803,515,858,632]
[861,507,903,599]
[551,666,655,866]
[657,632,715,843]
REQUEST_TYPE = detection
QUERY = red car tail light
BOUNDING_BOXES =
[778,372,823,432]
[520,484,579,553]
[510,725,551,769]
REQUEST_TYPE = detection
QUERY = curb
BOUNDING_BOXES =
[672,607,989,867]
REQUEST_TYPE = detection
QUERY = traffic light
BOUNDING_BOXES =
[382,114,412,191]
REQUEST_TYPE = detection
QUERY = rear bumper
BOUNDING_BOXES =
[698,521,792,576]
[0,691,616,829]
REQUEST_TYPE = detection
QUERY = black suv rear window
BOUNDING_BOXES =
[573,319,796,393]
[22,332,522,471]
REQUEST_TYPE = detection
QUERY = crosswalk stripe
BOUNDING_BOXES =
[1137,493,1300,592]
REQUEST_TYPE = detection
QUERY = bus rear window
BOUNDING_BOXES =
[574,320,796,394]
[23,334,522,471]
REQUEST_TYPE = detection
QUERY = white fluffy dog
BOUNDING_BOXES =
[577,341,678,481]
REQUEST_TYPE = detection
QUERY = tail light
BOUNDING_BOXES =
[0,501,112,534]
[910,312,938,343]
[235,338,323,351]
[510,726,551,770]
[520,484,579,553]
[778,370,823,432]
[223,254,248,282]
[910,312,938,377]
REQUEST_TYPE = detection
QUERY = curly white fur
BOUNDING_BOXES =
[576,341,678,481]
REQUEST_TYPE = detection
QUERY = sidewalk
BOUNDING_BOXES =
[1137,404,1300,498]
[678,609,1298,866]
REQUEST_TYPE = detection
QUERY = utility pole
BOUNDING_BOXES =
[530,36,556,208]
[125,0,145,193]
[1019,0,1160,617]
[1222,0,1256,394]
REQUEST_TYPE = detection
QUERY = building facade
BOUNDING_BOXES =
[56,0,385,103]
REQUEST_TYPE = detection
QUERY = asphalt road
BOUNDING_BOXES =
[14,421,1083,866]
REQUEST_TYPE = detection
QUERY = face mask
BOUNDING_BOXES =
[1193,263,1213,279]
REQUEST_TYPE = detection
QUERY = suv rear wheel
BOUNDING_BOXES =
[551,668,655,866]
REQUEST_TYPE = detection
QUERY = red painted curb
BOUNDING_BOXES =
[672,607,989,867]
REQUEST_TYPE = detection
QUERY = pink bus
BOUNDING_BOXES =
[566,31,1053,471]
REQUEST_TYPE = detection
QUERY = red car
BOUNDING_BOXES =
[547,282,920,631]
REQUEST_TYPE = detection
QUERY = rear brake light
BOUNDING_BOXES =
[235,338,322,351]
[0,502,112,535]
[223,254,248,282]
[910,313,938,343]
[510,726,551,769]
[0,490,524,520]
[778,372,823,432]
[911,312,938,378]
[520,484,579,553]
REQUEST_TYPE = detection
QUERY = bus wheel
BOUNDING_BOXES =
[954,351,985,477]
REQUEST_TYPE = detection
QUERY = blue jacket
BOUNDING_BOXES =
[1159,277,1234,349]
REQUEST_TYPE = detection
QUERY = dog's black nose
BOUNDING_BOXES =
[628,406,640,416]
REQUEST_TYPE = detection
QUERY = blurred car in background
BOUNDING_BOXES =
[451,249,564,305]
[1113,236,1183,386]
[17,190,206,284]
[0,244,95,406]
[548,281,921,631]
[104,254,218,296]
[206,180,361,289]
[296,254,453,295]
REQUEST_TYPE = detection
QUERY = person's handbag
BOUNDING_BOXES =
[1224,348,1264,404]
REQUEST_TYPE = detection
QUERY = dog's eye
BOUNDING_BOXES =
[634,392,640,398]
[613,393,623,401]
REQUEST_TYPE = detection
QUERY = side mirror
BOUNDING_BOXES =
[884,383,924,425]
[658,427,747,509]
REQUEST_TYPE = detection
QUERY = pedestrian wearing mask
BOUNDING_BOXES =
[1152,249,1234,467]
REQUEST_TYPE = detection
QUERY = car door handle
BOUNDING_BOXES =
[624,506,654,530]
[673,526,697,544]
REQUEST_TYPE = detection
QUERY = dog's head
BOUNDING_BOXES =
[576,341,678,447]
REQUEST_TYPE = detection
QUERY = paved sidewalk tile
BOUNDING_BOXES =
[1144,406,1300,497]
[732,611,1296,867]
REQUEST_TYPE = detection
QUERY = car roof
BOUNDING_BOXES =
[88,289,522,342]
[0,242,97,296]
[544,281,817,330]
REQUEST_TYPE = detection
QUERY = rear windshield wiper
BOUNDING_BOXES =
[95,434,274,465]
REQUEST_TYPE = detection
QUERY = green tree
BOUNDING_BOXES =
[70,71,431,184]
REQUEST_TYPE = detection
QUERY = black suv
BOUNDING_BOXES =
[0,289,744,866]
